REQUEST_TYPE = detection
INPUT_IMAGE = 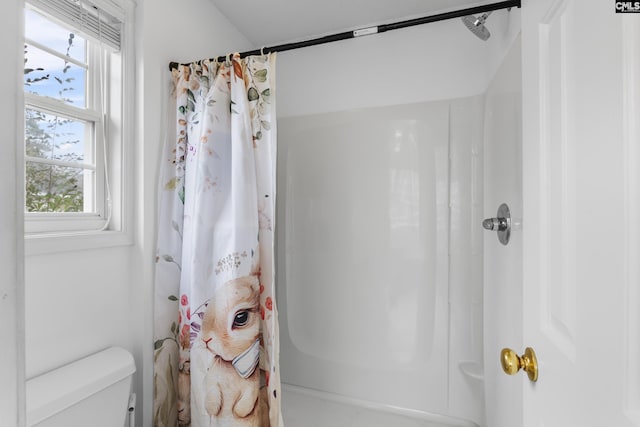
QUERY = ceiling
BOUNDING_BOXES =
[209,0,497,47]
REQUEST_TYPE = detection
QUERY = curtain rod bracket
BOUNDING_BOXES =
[353,26,379,37]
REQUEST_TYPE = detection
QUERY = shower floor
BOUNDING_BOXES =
[281,384,479,427]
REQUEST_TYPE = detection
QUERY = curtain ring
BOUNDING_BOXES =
[225,53,231,65]
[260,46,266,57]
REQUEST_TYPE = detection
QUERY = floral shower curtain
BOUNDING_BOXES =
[153,53,282,427]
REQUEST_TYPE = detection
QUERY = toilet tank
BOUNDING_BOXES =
[26,347,136,427]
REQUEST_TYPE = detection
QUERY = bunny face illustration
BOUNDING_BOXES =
[201,275,260,362]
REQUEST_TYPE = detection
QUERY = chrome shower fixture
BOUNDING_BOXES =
[461,11,492,41]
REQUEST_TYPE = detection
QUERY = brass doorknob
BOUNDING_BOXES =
[500,347,538,382]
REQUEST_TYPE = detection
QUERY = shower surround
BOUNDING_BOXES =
[270,6,520,424]
[277,95,486,425]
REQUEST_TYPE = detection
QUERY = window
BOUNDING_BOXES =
[23,0,133,236]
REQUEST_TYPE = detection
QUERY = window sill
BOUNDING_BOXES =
[25,229,133,256]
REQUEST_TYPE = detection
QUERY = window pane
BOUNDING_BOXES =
[25,8,86,63]
[25,108,90,164]
[24,8,87,108]
[24,43,86,107]
[25,163,93,213]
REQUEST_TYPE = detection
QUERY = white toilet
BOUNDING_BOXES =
[26,347,136,427]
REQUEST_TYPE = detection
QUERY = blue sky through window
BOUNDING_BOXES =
[24,8,86,107]
[24,7,89,164]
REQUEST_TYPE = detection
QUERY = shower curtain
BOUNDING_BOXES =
[153,53,282,427]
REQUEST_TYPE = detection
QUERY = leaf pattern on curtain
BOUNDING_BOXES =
[154,53,281,427]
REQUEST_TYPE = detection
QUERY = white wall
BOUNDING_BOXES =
[25,246,134,379]
[0,1,25,426]
[133,1,253,425]
[277,7,521,118]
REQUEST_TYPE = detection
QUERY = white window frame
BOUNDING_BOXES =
[23,0,135,253]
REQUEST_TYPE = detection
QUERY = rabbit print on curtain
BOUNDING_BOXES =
[154,53,282,427]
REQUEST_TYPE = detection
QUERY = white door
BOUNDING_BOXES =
[512,0,640,425]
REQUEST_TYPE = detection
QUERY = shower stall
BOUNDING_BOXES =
[277,97,485,426]
[273,4,521,426]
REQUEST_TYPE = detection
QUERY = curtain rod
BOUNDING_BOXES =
[168,0,521,71]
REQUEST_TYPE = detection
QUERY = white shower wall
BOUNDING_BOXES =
[277,96,485,422]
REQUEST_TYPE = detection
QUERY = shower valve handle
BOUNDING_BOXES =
[482,203,511,245]
[482,217,508,231]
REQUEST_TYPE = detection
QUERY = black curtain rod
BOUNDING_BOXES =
[168,0,521,71]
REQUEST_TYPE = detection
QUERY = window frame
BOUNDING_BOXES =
[23,0,135,252]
